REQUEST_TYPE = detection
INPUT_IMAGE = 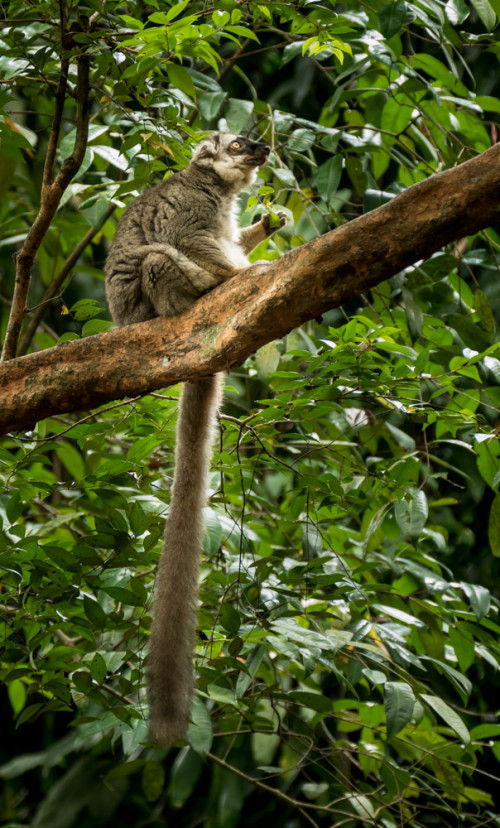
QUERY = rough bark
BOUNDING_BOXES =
[1,141,500,435]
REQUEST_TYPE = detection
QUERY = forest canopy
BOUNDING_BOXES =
[2,0,500,825]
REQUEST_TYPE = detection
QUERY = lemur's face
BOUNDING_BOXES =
[224,135,270,166]
[192,132,271,188]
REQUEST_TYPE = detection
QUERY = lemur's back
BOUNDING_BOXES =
[105,164,235,324]
[107,167,226,251]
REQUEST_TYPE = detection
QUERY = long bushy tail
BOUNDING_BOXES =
[148,375,223,747]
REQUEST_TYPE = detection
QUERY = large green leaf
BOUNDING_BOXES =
[470,0,497,29]
[378,1,409,38]
[420,695,470,744]
[394,489,428,537]
[384,681,415,739]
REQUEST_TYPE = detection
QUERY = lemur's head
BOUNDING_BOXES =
[191,132,270,190]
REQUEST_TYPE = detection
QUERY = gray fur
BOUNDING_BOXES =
[105,132,286,747]
[105,133,286,323]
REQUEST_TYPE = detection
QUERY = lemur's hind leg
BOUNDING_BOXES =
[142,246,222,317]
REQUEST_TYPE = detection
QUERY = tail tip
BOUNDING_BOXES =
[149,715,188,749]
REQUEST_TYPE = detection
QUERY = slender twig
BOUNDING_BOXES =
[100,683,135,706]
[206,752,376,822]
[218,38,251,83]
[12,396,143,447]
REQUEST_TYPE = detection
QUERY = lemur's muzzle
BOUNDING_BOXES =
[247,144,270,166]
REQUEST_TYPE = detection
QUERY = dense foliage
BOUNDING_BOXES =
[2,0,500,824]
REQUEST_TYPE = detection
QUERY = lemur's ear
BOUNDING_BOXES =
[192,133,220,163]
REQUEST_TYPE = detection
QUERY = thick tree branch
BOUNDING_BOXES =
[1,141,500,435]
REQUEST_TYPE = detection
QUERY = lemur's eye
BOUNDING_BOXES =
[231,140,242,149]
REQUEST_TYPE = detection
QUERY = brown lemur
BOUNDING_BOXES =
[105,132,287,747]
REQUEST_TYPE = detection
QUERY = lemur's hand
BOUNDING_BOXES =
[261,211,287,236]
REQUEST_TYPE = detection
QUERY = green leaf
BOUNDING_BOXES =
[313,156,342,202]
[235,645,266,697]
[476,95,500,113]
[219,602,241,635]
[273,166,297,188]
[372,604,427,628]
[83,595,108,630]
[385,681,415,738]
[105,759,146,781]
[255,341,281,379]
[461,581,491,619]
[378,1,408,38]
[402,287,423,340]
[410,53,461,88]
[213,9,230,27]
[363,189,394,212]
[199,91,227,121]
[445,0,470,23]
[55,443,86,482]
[287,128,315,152]
[102,586,143,606]
[420,694,470,744]
[302,782,329,799]
[70,298,104,321]
[6,492,22,523]
[445,313,491,350]
[187,697,213,757]
[470,724,500,739]
[449,626,475,673]
[129,504,148,536]
[81,319,112,337]
[475,436,500,488]
[470,0,497,29]
[165,0,190,22]
[394,489,428,537]
[142,760,165,802]
[288,691,332,713]
[126,436,160,462]
[489,492,500,556]
[16,704,46,726]
[225,24,260,42]
[119,15,144,30]
[225,98,254,132]
[0,751,48,779]
[169,747,204,806]
[30,757,100,828]
[7,680,26,716]
[475,288,495,334]
[166,63,197,101]
[72,671,92,693]
[89,653,107,684]
[420,656,472,699]
[93,145,129,171]
[381,96,413,134]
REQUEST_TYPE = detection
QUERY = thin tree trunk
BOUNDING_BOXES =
[1,53,90,362]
